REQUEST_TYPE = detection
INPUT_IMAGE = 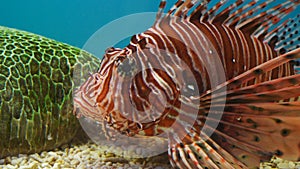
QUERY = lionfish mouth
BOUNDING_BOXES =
[73,89,104,122]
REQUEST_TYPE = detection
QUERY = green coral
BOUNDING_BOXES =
[0,26,100,158]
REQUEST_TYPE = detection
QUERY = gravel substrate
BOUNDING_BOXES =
[0,141,171,169]
[0,126,299,169]
[0,126,172,169]
[260,157,300,169]
[1,141,300,169]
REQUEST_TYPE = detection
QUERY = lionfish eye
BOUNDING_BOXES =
[117,58,136,77]
[114,56,124,65]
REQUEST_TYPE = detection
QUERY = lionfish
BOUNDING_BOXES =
[74,0,300,168]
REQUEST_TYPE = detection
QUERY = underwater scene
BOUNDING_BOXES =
[0,0,300,168]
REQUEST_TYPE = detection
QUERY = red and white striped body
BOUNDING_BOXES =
[74,0,300,168]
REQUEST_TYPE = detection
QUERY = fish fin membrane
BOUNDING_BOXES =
[169,99,300,169]
[186,49,300,168]
[156,0,299,43]
[201,48,300,94]
[266,13,300,55]
[201,85,300,164]
[168,82,300,168]
[167,48,300,169]
[200,98,300,166]
[201,73,300,105]
[168,131,248,168]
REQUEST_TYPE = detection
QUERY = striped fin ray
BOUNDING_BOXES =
[201,73,300,106]
[159,0,300,39]
[211,85,300,104]
[203,0,241,23]
[201,48,300,96]
[196,115,298,167]
[169,130,247,168]
[224,0,295,28]
[199,0,299,45]
[196,97,300,166]
[167,0,198,17]
[158,0,212,19]
[167,92,300,168]
[184,96,300,167]
[198,50,300,126]
[267,13,300,54]
[218,0,262,25]
[252,0,297,37]
[154,0,298,84]
[214,101,300,117]
[156,0,167,23]
[184,50,300,167]
[167,97,300,168]
[163,49,299,168]
[168,111,278,169]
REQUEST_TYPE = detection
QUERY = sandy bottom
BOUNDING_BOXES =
[0,141,300,169]
[0,128,299,169]
[0,141,171,169]
[0,127,171,169]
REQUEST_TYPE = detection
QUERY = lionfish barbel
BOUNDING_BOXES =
[74,0,300,168]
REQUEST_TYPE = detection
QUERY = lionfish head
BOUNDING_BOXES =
[73,47,139,132]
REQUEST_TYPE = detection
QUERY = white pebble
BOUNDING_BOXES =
[4,164,18,169]
[47,152,57,157]
[278,162,289,168]
[10,157,22,165]
[288,161,296,168]
[18,154,27,158]
[41,162,51,168]
[0,158,5,165]
[70,160,79,166]
[263,166,272,169]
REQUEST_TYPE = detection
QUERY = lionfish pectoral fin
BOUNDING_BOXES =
[192,49,300,167]
[168,129,248,169]
[166,49,300,168]
[196,100,300,168]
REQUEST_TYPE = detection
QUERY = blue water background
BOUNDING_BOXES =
[0,0,299,58]
[0,0,167,48]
